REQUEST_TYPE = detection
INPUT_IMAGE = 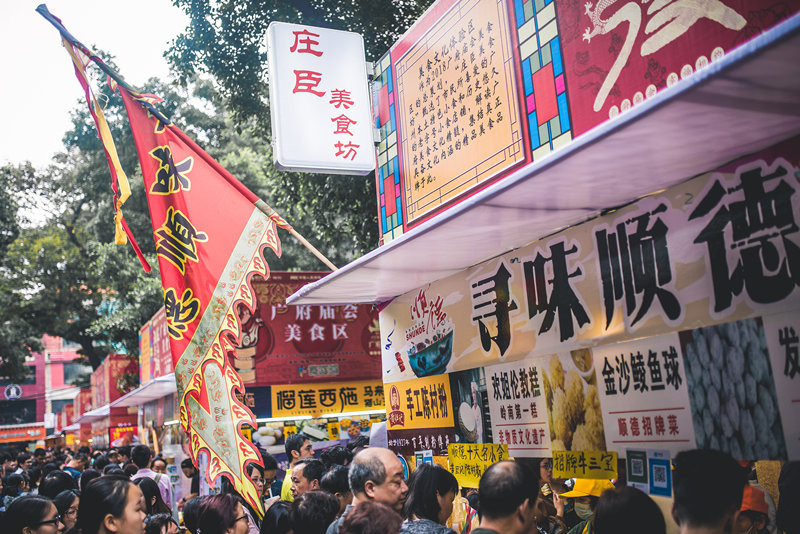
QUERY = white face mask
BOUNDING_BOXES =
[574,502,594,520]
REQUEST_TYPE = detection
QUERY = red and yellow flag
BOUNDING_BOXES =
[121,89,277,512]
[38,5,275,513]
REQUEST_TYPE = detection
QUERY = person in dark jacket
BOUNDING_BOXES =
[471,460,538,534]
[593,486,665,534]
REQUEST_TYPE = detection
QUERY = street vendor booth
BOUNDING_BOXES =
[287,0,800,530]
[124,272,385,501]
[190,272,386,468]
[71,355,138,448]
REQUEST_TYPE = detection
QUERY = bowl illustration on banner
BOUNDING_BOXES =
[458,401,479,442]
[408,331,453,377]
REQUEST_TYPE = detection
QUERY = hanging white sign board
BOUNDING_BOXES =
[267,21,375,175]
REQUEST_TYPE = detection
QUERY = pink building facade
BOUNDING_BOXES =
[0,351,45,426]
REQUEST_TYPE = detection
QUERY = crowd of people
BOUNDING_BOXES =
[1,436,797,534]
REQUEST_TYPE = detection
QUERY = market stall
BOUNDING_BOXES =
[287,0,800,527]
[213,272,386,471]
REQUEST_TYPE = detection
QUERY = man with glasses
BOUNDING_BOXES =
[326,447,409,534]
[262,452,283,499]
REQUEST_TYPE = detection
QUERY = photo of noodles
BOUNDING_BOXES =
[543,351,606,451]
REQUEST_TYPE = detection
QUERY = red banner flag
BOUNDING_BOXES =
[119,88,279,513]
[37,6,329,514]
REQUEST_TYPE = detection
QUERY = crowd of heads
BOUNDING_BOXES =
[1,437,796,534]
[0,444,177,534]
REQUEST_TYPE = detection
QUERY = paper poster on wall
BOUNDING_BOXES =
[593,332,695,455]
[394,289,457,379]
[449,367,491,445]
[552,450,617,480]
[388,427,456,456]
[109,425,139,447]
[271,380,383,418]
[386,374,454,430]
[679,318,787,460]
[762,310,800,459]
[448,444,509,488]
[542,352,606,452]
[486,359,550,457]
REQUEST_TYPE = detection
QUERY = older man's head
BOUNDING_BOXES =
[348,447,408,512]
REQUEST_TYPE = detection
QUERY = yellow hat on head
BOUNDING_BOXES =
[559,479,614,498]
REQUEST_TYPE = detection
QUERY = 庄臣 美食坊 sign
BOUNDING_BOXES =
[267,22,375,175]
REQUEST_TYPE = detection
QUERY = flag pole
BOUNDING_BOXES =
[37,4,171,125]
[166,122,340,272]
[254,201,339,271]
[37,3,339,272]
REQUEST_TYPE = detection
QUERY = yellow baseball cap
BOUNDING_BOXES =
[560,479,614,498]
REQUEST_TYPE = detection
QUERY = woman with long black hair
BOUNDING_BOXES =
[401,463,458,534]
[6,495,65,534]
[77,475,146,534]
[133,478,170,515]
[197,494,249,534]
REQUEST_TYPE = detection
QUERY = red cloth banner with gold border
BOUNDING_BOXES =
[120,89,278,513]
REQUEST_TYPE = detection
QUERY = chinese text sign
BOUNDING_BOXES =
[448,443,508,487]
[267,22,375,174]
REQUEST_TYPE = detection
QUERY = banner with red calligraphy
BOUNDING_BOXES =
[557,0,794,137]
[231,272,381,385]
[120,88,281,513]
[266,22,375,174]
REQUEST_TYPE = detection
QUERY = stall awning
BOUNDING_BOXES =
[63,423,79,432]
[110,373,177,408]
[74,405,109,424]
[288,14,800,306]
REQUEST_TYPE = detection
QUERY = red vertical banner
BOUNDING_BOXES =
[120,89,280,513]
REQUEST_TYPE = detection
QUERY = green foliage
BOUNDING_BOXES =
[0,301,43,383]
[0,165,41,381]
[0,169,21,257]
[0,75,235,370]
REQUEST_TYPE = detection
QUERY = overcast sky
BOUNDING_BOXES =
[1,1,189,167]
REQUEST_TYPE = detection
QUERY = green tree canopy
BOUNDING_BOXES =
[0,72,260,370]
[1,0,437,377]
